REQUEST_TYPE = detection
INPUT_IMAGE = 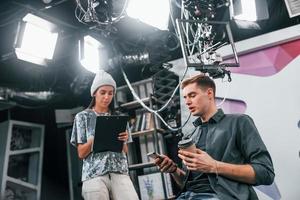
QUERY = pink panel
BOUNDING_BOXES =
[280,40,300,58]
[224,39,300,76]
[273,47,293,72]
[215,98,246,114]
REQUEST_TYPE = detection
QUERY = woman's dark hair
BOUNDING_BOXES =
[87,96,95,109]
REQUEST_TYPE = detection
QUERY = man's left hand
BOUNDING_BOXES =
[178,149,217,173]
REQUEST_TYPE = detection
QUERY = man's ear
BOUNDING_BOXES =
[207,88,214,99]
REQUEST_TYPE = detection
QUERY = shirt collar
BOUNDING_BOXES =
[192,109,225,127]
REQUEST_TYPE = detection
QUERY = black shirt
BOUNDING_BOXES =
[186,122,214,193]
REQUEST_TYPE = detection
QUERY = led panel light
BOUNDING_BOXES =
[231,0,269,22]
[127,0,170,30]
[15,13,58,65]
[79,35,104,73]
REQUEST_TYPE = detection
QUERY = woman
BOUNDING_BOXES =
[70,70,139,200]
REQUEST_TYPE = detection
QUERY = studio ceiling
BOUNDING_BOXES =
[0,0,298,109]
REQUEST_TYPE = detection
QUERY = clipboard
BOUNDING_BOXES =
[93,115,129,153]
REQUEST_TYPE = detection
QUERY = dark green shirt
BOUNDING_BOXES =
[180,109,275,200]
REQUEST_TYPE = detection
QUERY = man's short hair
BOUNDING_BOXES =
[181,74,216,97]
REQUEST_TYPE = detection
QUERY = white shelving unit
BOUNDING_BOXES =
[0,120,44,200]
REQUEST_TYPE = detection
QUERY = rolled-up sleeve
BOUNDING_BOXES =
[238,115,275,185]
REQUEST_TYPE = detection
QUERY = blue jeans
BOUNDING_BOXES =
[176,191,220,200]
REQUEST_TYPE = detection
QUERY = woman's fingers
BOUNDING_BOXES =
[118,132,128,141]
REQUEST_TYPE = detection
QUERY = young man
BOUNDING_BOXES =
[154,74,274,200]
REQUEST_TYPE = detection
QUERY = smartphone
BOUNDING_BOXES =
[147,152,163,159]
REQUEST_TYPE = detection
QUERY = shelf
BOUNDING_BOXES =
[167,195,176,199]
[9,147,40,155]
[131,128,165,138]
[117,78,153,91]
[119,97,150,109]
[9,123,43,151]
[119,96,166,110]
[0,120,44,200]
[6,176,37,190]
[115,77,177,198]
[5,178,38,200]
[7,152,40,185]
[128,162,156,170]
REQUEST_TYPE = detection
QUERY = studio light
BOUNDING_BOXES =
[107,52,150,71]
[234,0,257,21]
[127,0,170,30]
[79,35,105,73]
[231,0,269,21]
[14,13,58,65]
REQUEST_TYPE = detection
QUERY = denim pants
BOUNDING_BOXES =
[176,191,220,200]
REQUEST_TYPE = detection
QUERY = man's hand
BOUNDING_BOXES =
[118,131,128,142]
[178,149,217,173]
[153,154,186,188]
[154,155,177,173]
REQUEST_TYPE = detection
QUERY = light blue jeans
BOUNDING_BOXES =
[176,191,220,200]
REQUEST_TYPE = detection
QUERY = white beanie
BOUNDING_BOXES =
[90,70,116,96]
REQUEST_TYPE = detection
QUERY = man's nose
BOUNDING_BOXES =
[185,98,191,105]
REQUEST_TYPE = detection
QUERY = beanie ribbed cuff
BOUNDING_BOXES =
[90,70,116,96]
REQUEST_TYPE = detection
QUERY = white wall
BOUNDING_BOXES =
[170,25,300,199]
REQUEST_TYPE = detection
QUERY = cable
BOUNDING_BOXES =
[75,0,128,26]
[39,0,68,11]
[216,76,231,107]
[121,65,190,132]
[122,64,188,113]
[169,0,180,37]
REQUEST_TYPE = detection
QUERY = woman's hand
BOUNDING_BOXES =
[77,136,94,159]
[118,131,128,142]
[119,131,129,153]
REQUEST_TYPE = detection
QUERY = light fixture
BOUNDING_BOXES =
[79,35,105,74]
[126,0,170,30]
[230,0,269,21]
[107,52,150,71]
[14,13,59,65]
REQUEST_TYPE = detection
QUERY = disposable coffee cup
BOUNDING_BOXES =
[178,138,196,153]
